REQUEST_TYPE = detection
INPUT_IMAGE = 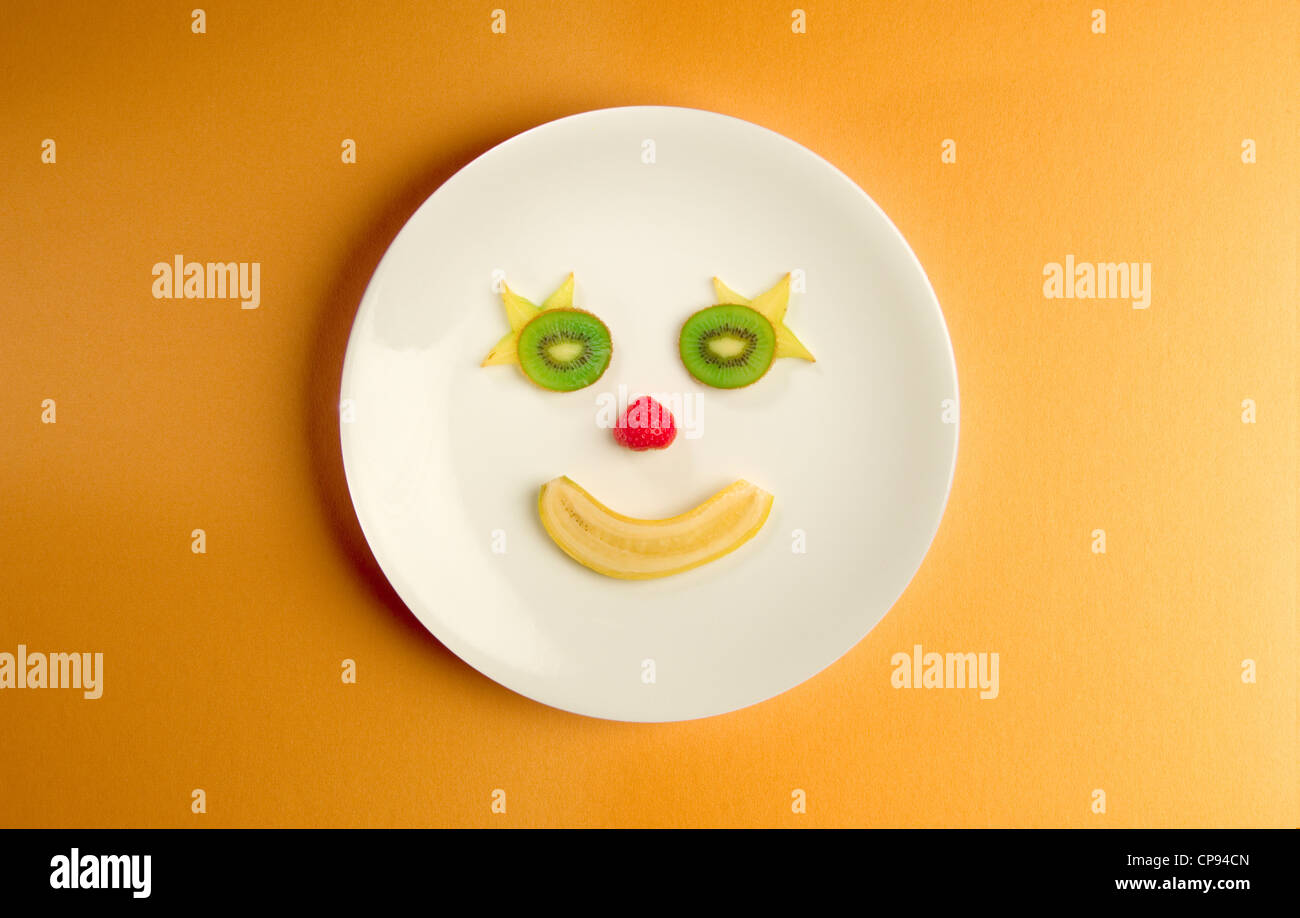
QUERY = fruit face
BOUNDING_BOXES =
[679,304,777,389]
[478,272,813,581]
[516,308,612,391]
[538,476,774,579]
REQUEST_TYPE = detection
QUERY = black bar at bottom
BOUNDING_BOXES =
[0,828,1290,904]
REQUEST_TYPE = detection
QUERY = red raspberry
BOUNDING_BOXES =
[613,396,677,451]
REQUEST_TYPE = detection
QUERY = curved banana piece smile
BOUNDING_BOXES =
[537,476,774,580]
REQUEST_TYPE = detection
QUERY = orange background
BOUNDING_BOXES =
[1,1,1295,827]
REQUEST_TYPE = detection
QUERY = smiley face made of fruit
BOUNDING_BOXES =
[481,273,814,580]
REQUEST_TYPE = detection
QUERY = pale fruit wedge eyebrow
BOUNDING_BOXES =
[538,476,774,580]
[480,273,575,366]
[539,273,574,310]
[711,273,815,362]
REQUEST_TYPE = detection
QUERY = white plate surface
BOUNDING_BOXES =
[340,106,959,721]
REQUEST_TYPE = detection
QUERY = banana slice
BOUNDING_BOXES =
[537,476,774,580]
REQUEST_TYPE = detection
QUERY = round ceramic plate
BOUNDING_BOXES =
[339,106,958,721]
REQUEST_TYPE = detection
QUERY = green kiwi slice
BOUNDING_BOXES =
[516,308,612,391]
[679,304,777,389]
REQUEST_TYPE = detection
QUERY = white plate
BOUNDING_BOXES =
[340,106,958,722]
